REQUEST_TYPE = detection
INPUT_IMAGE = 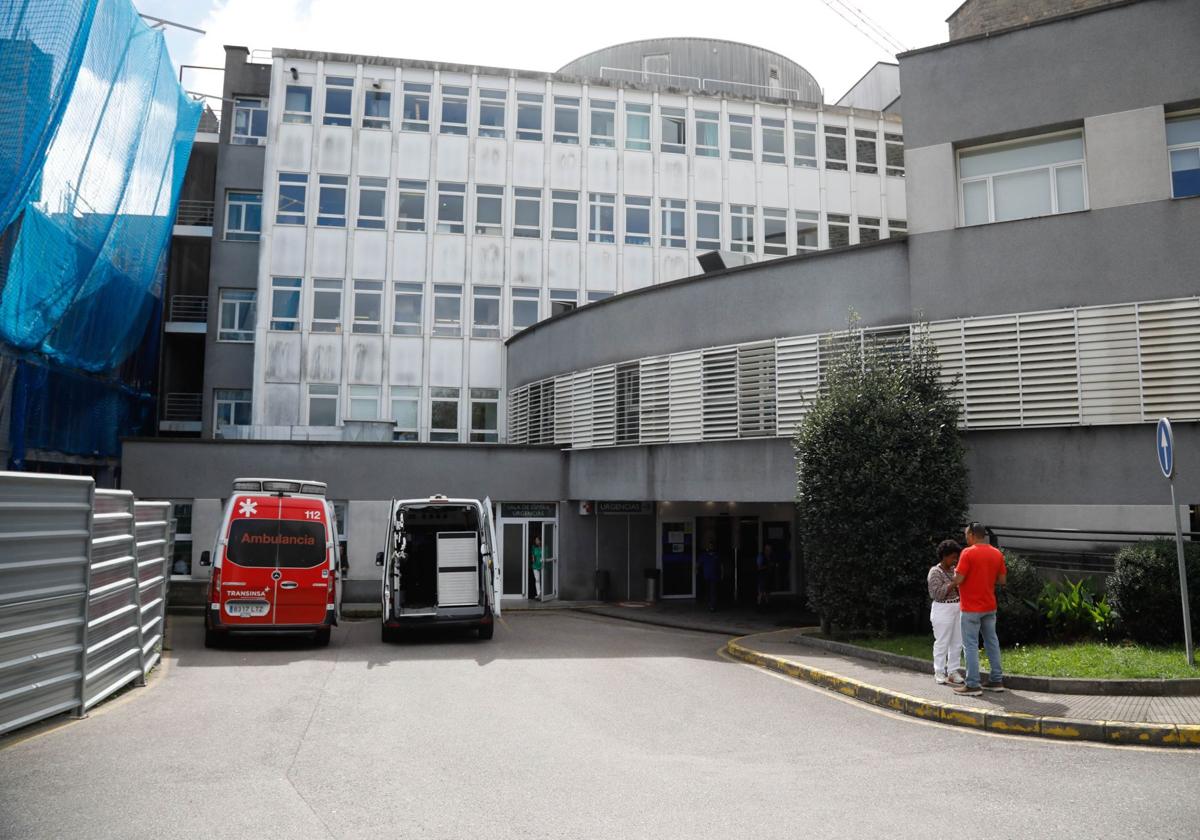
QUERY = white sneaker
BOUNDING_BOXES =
[948,671,965,685]
[934,673,948,685]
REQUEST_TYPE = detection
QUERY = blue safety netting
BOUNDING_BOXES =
[0,0,200,462]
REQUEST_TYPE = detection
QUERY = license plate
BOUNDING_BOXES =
[225,599,270,618]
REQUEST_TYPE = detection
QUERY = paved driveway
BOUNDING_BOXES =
[1,612,1197,839]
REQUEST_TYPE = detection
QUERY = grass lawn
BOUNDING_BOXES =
[841,634,1200,680]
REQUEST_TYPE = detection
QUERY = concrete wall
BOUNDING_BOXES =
[948,0,1130,41]
[506,239,911,386]
[901,0,1200,151]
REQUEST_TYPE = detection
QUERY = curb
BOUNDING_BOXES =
[724,636,1199,749]
[584,606,784,637]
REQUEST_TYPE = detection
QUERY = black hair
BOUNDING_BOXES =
[937,539,962,559]
[966,522,988,539]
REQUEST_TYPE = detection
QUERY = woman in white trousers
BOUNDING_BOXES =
[928,539,965,685]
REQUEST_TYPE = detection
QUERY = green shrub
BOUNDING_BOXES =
[996,552,1043,644]
[1107,539,1200,646]
[795,322,967,634]
[1037,578,1117,642]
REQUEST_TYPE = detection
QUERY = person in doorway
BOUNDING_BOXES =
[928,540,965,685]
[530,535,543,600]
[953,522,1007,697]
[698,540,720,611]
[755,543,773,607]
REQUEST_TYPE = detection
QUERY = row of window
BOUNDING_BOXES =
[234,86,902,174]
[267,176,902,252]
[217,283,615,343]
[214,385,499,442]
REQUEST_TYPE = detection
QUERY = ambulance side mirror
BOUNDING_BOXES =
[375,551,384,567]
[199,551,211,567]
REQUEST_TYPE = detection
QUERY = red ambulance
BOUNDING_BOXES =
[200,478,343,647]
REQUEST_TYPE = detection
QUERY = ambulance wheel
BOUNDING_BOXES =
[313,627,331,647]
[381,625,399,644]
[477,621,494,640]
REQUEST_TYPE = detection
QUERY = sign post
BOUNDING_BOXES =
[1157,417,1194,667]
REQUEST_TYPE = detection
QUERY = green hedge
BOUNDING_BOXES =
[1107,539,1200,646]
[996,552,1043,644]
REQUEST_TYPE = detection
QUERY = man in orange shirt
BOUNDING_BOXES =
[952,522,1007,697]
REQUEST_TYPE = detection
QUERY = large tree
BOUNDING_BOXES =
[795,322,968,634]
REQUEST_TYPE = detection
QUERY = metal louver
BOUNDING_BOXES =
[1077,304,1140,425]
[507,385,528,444]
[737,341,776,437]
[639,356,670,444]
[668,351,703,443]
[775,336,819,436]
[616,362,641,444]
[554,375,574,446]
[571,370,594,449]
[1138,298,1200,419]
[702,347,738,440]
[1017,310,1079,425]
[927,320,965,425]
[962,315,1020,428]
[592,366,617,447]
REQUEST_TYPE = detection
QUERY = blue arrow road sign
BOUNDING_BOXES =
[1157,417,1174,479]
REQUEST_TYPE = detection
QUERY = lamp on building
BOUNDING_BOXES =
[290,66,299,80]
[372,80,382,89]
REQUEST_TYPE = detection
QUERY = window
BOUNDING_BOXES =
[470,388,499,442]
[695,110,719,157]
[855,129,877,174]
[857,215,880,243]
[551,190,578,241]
[218,289,255,342]
[625,102,650,151]
[794,121,817,168]
[514,187,541,238]
[696,201,721,250]
[763,207,787,255]
[310,278,342,333]
[396,179,426,231]
[435,182,466,234]
[959,131,1086,226]
[761,117,785,165]
[308,384,338,426]
[825,126,847,171]
[363,88,391,129]
[214,390,251,430]
[889,218,907,238]
[276,172,307,224]
[323,76,353,126]
[729,204,754,252]
[391,386,419,441]
[553,96,579,144]
[795,210,818,252]
[348,385,380,421]
[550,289,577,317]
[392,282,423,335]
[478,89,506,138]
[231,97,267,145]
[270,277,301,330]
[885,132,904,177]
[589,99,615,147]
[352,279,382,334]
[440,85,469,135]
[588,192,615,243]
[357,177,386,229]
[317,175,347,227]
[587,291,613,303]
[511,287,539,331]
[661,106,685,154]
[402,82,431,132]
[660,199,685,248]
[1166,114,1200,198]
[433,284,462,336]
[332,503,347,553]
[475,185,503,235]
[472,285,501,338]
[729,114,753,161]
[624,196,650,245]
[283,84,312,124]
[224,191,262,241]
[169,502,193,576]
[430,387,460,442]
[516,92,543,141]
[827,213,850,248]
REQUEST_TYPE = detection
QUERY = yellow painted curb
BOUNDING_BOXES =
[724,637,1198,749]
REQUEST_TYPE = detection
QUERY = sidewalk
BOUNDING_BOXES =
[586,599,815,637]
[728,629,1200,747]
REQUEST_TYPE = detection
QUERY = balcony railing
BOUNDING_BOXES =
[175,199,214,227]
[168,295,207,322]
[162,392,203,422]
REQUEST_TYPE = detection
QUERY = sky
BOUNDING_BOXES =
[136,0,962,108]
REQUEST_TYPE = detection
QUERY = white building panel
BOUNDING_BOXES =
[585,245,617,291]
[623,152,652,195]
[468,340,503,388]
[388,338,424,385]
[693,157,722,200]
[262,383,300,425]
[357,130,391,176]
[623,249,653,291]
[586,149,618,193]
[547,242,580,289]
[270,227,307,275]
[436,135,469,182]
[395,133,431,179]
[312,228,347,277]
[393,233,426,279]
[791,168,821,209]
[728,162,756,203]
[475,139,507,185]
[659,252,693,284]
[347,335,384,385]
[275,124,312,171]
[510,238,541,285]
[760,169,789,208]
[305,334,342,383]
[429,338,463,386]
[317,127,352,174]
[353,230,388,279]
[855,178,883,219]
[264,333,302,383]
[550,146,582,188]
[658,156,687,198]
[431,235,466,282]
[824,170,852,214]
[886,182,906,223]
[512,142,544,186]
[472,238,505,284]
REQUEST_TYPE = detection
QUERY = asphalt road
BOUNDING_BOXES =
[1,612,1198,839]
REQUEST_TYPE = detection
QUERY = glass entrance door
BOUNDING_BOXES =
[537,521,557,602]
[502,522,525,597]
[660,521,694,598]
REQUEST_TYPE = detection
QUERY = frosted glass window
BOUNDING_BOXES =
[992,169,1051,222]
[962,180,990,226]
[959,131,1086,225]
[1055,165,1086,213]
[349,386,380,421]
[625,103,650,151]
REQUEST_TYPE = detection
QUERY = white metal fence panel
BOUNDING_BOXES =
[1076,304,1141,424]
[1138,298,1200,420]
[0,473,93,736]
[1017,310,1079,425]
[134,502,172,675]
[668,351,703,443]
[639,356,670,444]
[775,336,820,437]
